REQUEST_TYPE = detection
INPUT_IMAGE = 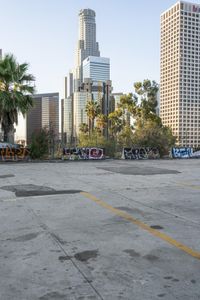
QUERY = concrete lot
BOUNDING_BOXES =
[0,159,200,300]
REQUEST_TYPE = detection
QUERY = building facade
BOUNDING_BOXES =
[26,93,59,144]
[73,91,92,138]
[160,1,200,147]
[62,96,73,144]
[83,56,110,82]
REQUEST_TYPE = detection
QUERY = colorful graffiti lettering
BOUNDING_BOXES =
[62,147,105,160]
[171,147,193,158]
[0,145,30,161]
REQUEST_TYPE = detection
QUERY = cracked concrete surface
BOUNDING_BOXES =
[0,159,200,299]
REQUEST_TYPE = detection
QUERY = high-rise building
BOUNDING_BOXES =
[160,1,200,147]
[0,49,2,60]
[64,8,112,141]
[27,93,59,144]
[73,91,92,138]
[65,72,74,98]
[62,97,73,144]
[74,9,100,90]
[83,56,110,82]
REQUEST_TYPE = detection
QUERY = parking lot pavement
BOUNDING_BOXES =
[0,159,200,299]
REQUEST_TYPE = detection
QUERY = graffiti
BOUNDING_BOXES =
[62,147,105,160]
[122,147,160,160]
[171,147,193,158]
[0,144,30,161]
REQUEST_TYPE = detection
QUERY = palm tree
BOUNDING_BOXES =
[96,114,107,136]
[0,54,35,143]
[79,123,89,134]
[85,100,101,135]
[108,109,123,138]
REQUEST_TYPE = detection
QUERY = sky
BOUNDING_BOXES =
[0,0,199,98]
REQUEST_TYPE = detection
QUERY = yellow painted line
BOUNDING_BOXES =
[80,191,200,260]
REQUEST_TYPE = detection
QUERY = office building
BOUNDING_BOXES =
[64,8,112,141]
[74,9,100,90]
[27,93,59,144]
[61,97,73,144]
[83,56,110,82]
[65,72,73,98]
[160,1,200,147]
[73,91,92,138]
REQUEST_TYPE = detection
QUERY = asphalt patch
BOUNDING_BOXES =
[98,166,180,176]
[58,255,72,262]
[157,294,166,298]
[143,254,159,261]
[1,184,82,197]
[39,292,66,300]
[7,232,40,242]
[74,250,98,262]
[124,249,140,257]
[0,174,15,179]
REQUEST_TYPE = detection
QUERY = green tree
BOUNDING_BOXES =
[85,100,101,135]
[134,80,159,122]
[118,125,135,148]
[29,128,49,159]
[133,120,176,156]
[0,54,35,143]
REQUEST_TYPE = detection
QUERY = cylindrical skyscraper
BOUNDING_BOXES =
[74,9,100,90]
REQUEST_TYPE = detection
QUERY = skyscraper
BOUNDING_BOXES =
[64,8,112,141]
[27,93,59,144]
[74,9,100,90]
[160,1,200,148]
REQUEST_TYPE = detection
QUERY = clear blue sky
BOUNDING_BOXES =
[0,0,198,97]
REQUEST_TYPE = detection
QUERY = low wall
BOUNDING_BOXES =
[0,147,30,161]
[122,147,160,159]
[63,147,105,160]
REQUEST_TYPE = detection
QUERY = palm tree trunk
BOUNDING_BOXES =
[3,126,14,144]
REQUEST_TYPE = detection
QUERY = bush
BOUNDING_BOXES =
[29,129,49,159]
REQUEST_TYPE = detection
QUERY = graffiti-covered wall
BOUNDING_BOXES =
[122,147,160,159]
[63,147,105,160]
[171,147,193,158]
[0,145,30,161]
